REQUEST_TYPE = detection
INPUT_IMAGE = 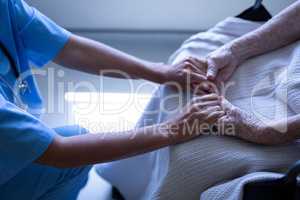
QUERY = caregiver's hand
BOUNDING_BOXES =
[163,94,225,144]
[206,44,241,82]
[160,57,208,88]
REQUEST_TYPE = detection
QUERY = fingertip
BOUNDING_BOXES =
[198,74,207,81]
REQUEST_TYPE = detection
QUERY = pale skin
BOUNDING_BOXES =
[206,1,300,145]
[36,34,221,168]
[54,35,208,86]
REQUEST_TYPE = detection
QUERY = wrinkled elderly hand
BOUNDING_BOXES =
[218,97,266,142]
[206,45,240,83]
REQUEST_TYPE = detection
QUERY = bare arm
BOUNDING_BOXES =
[54,35,207,86]
[54,35,164,82]
[206,1,300,81]
[37,125,172,168]
[37,94,224,168]
[231,1,300,62]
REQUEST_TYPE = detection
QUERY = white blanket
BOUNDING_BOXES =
[201,172,283,200]
[96,17,300,200]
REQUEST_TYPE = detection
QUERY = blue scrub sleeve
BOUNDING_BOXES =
[0,95,55,185]
[13,0,71,67]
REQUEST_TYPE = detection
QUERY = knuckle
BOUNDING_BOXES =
[213,106,222,112]
[184,61,189,65]
[213,105,221,109]
[191,104,199,112]
[198,111,207,117]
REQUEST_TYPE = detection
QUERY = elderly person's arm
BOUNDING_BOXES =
[218,98,300,145]
[206,1,300,82]
[200,1,300,145]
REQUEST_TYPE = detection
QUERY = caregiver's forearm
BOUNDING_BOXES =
[37,124,174,168]
[230,1,300,63]
[54,34,164,83]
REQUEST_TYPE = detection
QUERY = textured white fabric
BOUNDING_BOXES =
[96,17,300,200]
[200,172,283,200]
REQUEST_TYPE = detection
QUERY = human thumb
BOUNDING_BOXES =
[206,59,219,80]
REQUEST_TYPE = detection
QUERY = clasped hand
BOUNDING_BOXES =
[161,47,258,142]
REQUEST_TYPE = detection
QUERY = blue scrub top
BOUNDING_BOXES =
[0,0,71,185]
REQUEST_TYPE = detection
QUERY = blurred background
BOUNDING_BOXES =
[25,0,297,199]
[26,0,295,31]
